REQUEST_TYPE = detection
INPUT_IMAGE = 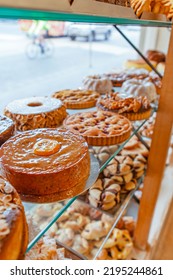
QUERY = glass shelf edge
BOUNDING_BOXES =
[0,7,172,27]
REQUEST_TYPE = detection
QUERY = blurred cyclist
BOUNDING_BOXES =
[27,20,50,53]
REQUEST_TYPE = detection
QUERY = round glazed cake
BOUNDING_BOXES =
[0,115,14,146]
[120,78,157,102]
[63,111,132,146]
[82,75,113,94]
[4,97,67,131]
[0,128,90,202]
[52,89,100,109]
[0,176,28,260]
[97,93,151,121]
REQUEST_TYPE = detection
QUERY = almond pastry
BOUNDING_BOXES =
[103,165,134,185]
[89,145,118,165]
[123,179,137,191]
[139,112,156,139]
[66,200,91,216]
[0,115,14,146]
[116,216,136,237]
[59,213,90,231]
[52,89,100,109]
[87,178,121,210]
[86,148,146,211]
[55,228,75,247]
[72,234,90,255]
[97,93,152,121]
[94,228,133,260]
[123,136,139,149]
[81,221,111,240]
[121,142,149,158]
[25,236,71,260]
[63,111,132,146]
[0,176,28,260]
[4,97,67,131]
[0,128,90,202]
[28,199,135,260]
[103,155,134,176]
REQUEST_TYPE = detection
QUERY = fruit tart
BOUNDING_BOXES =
[63,111,132,146]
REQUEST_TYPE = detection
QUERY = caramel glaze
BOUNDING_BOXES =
[1,128,90,196]
[0,115,14,146]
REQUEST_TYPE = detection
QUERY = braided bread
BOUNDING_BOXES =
[130,0,173,19]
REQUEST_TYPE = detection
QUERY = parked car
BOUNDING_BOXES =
[67,23,112,41]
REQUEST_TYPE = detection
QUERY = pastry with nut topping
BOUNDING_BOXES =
[97,93,151,121]
[25,236,71,260]
[0,115,14,146]
[0,128,90,203]
[87,178,121,211]
[0,176,28,259]
[4,97,67,131]
[94,228,133,260]
[52,89,100,109]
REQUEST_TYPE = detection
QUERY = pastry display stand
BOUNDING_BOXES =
[0,0,173,260]
[26,120,147,253]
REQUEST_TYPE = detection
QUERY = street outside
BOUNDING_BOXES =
[0,20,140,113]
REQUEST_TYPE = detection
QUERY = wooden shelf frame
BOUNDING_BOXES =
[134,26,173,251]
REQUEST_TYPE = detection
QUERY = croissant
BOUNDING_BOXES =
[166,0,173,19]
[130,0,152,17]
[151,0,171,15]
[130,0,173,19]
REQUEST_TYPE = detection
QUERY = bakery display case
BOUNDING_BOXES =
[0,0,173,260]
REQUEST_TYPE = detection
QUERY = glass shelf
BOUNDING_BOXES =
[0,2,172,27]
[26,118,149,254]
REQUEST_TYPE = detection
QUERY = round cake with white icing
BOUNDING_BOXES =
[4,97,67,131]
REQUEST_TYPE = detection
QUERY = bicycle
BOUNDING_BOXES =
[26,36,54,59]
